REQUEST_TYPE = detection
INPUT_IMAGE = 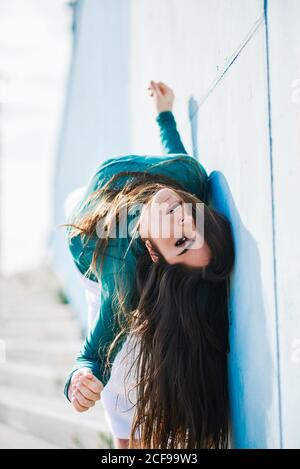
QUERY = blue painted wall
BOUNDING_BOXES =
[50,0,300,448]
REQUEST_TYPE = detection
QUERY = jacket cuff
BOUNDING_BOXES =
[64,368,79,403]
[155,110,175,126]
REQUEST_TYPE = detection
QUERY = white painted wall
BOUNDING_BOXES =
[267,0,300,449]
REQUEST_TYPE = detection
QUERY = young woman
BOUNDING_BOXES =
[63,81,235,449]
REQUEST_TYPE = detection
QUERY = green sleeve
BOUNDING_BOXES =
[156,110,188,155]
[63,272,132,402]
[67,232,99,282]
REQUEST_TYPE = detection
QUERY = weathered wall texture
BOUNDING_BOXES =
[51,0,300,448]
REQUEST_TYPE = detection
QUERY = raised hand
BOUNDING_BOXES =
[147,80,175,116]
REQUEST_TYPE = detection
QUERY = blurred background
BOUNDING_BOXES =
[0,0,113,449]
[0,0,300,449]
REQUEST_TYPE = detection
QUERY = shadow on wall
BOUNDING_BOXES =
[208,170,273,449]
[188,96,200,160]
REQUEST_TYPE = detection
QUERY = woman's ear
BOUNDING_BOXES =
[144,239,159,263]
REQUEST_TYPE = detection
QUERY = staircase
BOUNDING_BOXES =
[0,265,114,449]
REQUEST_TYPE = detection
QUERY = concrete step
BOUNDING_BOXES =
[1,316,74,326]
[0,283,60,304]
[0,361,72,397]
[0,302,73,322]
[4,339,83,368]
[0,265,75,324]
[1,321,81,341]
[0,264,67,298]
[0,299,74,322]
[0,422,62,449]
[0,265,111,449]
[0,384,113,449]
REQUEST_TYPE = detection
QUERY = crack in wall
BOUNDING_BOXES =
[185,12,265,127]
[263,0,283,450]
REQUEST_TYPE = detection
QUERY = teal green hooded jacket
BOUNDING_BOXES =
[63,110,210,402]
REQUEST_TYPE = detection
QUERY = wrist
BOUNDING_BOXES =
[156,109,173,117]
[156,110,175,126]
[67,368,81,402]
[68,384,73,402]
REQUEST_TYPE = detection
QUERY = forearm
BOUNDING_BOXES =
[63,274,125,403]
[156,110,188,155]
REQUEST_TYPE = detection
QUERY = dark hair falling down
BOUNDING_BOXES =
[122,201,235,449]
[63,163,235,449]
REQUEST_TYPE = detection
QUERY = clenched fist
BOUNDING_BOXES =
[68,367,104,413]
[147,80,175,116]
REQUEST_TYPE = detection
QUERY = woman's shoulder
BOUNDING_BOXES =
[89,153,208,187]
[92,154,149,173]
[68,229,141,281]
[99,264,137,308]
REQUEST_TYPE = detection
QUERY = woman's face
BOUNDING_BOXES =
[139,187,212,267]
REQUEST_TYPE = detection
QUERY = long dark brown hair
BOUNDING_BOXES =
[64,156,235,449]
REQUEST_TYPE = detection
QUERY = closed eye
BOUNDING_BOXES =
[177,248,188,256]
[168,200,183,214]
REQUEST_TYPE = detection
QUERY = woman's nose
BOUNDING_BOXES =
[177,214,195,236]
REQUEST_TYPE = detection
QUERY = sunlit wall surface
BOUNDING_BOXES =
[51,0,300,448]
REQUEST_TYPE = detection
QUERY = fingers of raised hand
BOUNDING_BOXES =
[157,81,174,98]
[148,81,162,98]
[157,81,174,96]
[147,81,155,97]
